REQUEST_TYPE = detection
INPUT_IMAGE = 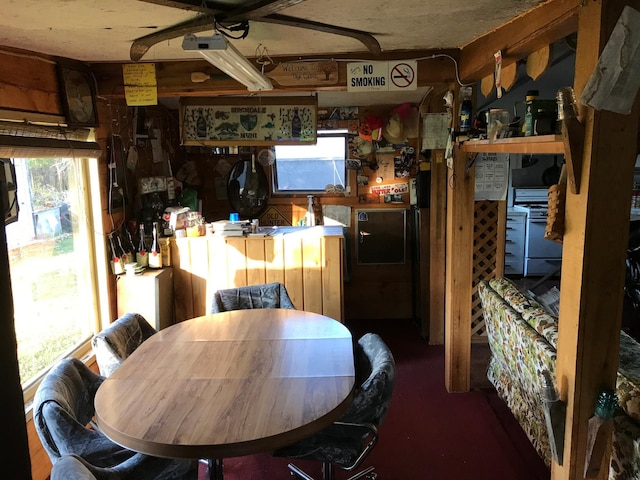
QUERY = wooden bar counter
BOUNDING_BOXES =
[170,226,344,323]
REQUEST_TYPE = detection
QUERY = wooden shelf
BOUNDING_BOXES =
[459,135,565,154]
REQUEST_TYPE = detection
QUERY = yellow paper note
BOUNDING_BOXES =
[122,63,158,106]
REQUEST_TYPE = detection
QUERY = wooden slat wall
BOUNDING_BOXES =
[171,234,344,322]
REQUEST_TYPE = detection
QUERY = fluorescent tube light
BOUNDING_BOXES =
[182,33,273,92]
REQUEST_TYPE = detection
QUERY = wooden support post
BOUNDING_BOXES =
[444,146,474,392]
[429,151,447,345]
[553,1,640,480]
[421,85,450,346]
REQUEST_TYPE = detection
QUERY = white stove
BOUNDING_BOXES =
[513,189,563,277]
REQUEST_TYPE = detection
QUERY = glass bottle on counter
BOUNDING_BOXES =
[136,223,149,267]
[107,232,125,274]
[123,223,137,259]
[116,230,132,265]
[305,194,315,226]
[148,221,162,269]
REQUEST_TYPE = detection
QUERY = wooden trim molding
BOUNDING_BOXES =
[458,0,580,82]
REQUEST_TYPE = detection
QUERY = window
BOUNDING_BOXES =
[273,130,347,193]
[5,156,103,399]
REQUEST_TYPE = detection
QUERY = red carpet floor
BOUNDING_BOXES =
[199,317,551,480]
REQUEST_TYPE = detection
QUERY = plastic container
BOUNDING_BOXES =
[488,109,510,141]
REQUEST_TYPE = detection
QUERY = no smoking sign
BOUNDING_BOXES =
[389,61,417,91]
[390,62,416,89]
[347,60,417,92]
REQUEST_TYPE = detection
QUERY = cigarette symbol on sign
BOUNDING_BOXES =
[391,63,415,88]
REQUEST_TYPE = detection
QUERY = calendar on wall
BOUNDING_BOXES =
[180,97,317,146]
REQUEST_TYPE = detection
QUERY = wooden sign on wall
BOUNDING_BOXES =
[266,61,338,86]
[180,97,317,146]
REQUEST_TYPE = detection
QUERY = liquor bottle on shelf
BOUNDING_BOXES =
[107,232,125,274]
[148,221,162,269]
[136,223,149,267]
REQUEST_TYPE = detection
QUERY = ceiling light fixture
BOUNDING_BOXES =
[182,33,273,92]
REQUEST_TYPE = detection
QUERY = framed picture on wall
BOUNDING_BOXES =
[56,60,99,127]
[180,96,317,146]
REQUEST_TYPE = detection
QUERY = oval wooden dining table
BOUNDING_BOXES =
[94,308,355,479]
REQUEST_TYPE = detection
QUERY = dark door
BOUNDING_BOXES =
[356,209,406,264]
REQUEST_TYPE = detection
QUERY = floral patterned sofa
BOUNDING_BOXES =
[478,277,640,479]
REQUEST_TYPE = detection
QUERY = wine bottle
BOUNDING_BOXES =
[116,230,132,265]
[148,221,162,269]
[123,223,137,257]
[107,233,125,274]
[136,223,149,267]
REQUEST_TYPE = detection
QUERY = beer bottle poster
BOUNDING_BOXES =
[180,97,317,146]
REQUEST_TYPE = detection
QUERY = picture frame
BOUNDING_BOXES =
[56,60,99,127]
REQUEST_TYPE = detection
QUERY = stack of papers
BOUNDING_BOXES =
[536,286,560,316]
[211,220,246,237]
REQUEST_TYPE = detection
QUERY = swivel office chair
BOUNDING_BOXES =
[92,312,157,376]
[210,281,296,313]
[34,358,197,479]
[51,453,195,480]
[51,455,99,480]
[273,333,396,480]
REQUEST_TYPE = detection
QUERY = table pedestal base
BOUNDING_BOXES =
[206,458,223,480]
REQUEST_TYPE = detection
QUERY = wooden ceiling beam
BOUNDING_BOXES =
[458,0,580,83]
[91,49,459,99]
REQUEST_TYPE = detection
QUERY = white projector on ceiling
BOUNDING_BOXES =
[181,33,226,51]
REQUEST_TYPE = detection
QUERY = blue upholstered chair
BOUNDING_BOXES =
[91,313,157,376]
[273,333,396,480]
[51,453,195,480]
[210,282,296,313]
[51,455,99,480]
[33,358,197,479]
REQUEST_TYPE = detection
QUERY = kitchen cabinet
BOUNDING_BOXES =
[116,267,174,330]
[505,209,526,275]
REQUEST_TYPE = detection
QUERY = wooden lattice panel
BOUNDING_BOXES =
[471,200,506,342]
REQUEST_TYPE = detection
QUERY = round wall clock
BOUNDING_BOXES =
[57,62,98,127]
